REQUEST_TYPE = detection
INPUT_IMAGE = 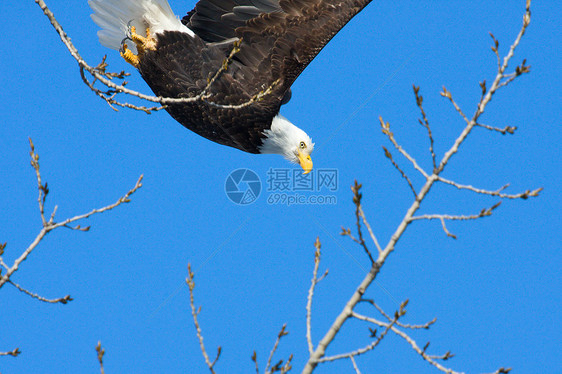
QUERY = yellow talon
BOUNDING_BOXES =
[120,43,140,67]
[120,26,157,67]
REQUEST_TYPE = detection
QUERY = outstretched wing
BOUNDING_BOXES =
[137,0,372,152]
[182,0,283,43]
[184,0,373,95]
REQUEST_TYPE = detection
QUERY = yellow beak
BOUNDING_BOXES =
[297,150,313,174]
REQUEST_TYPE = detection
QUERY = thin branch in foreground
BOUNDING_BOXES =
[413,85,437,171]
[252,351,260,374]
[360,299,437,330]
[0,139,143,292]
[437,177,542,199]
[440,86,470,125]
[264,324,292,374]
[380,117,429,180]
[8,280,72,304]
[35,0,278,112]
[409,202,502,238]
[95,342,105,374]
[352,311,460,374]
[186,264,221,374]
[0,348,21,357]
[350,356,361,374]
[306,238,324,355]
[303,3,535,372]
[341,182,383,256]
[475,122,518,135]
[382,146,417,198]
[411,201,502,222]
[318,300,407,365]
[488,368,512,374]
[352,182,376,262]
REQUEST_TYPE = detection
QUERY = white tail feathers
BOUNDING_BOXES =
[89,0,193,51]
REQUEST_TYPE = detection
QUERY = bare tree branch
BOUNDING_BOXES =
[186,264,221,374]
[252,351,260,374]
[381,146,418,197]
[0,139,143,292]
[302,2,536,372]
[475,122,517,135]
[264,324,291,374]
[360,299,437,330]
[34,0,279,113]
[0,348,21,357]
[351,182,376,263]
[353,311,460,374]
[437,177,542,199]
[350,356,361,374]
[413,85,437,171]
[7,280,72,304]
[96,342,105,374]
[411,201,501,220]
[306,238,323,355]
[440,86,470,125]
[380,117,429,180]
[318,300,407,365]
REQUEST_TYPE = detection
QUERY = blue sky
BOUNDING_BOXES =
[1,1,560,373]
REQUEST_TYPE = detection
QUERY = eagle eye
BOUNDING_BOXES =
[299,141,306,149]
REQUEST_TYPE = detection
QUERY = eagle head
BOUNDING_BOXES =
[260,114,314,174]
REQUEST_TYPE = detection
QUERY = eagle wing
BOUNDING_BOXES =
[137,0,371,152]
[184,0,373,95]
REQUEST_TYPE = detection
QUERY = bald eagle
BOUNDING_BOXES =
[89,0,372,173]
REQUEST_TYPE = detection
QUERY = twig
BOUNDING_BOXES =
[306,238,323,355]
[252,351,260,374]
[34,0,278,110]
[439,217,457,239]
[96,342,105,374]
[360,299,437,330]
[302,3,535,372]
[410,202,502,238]
[410,202,502,222]
[487,368,512,374]
[413,85,437,171]
[0,348,21,357]
[0,139,143,290]
[8,280,72,304]
[318,300,407,364]
[382,146,418,197]
[357,206,383,254]
[350,356,361,374]
[352,312,460,374]
[265,324,289,374]
[475,122,517,134]
[79,65,164,113]
[186,264,220,374]
[380,117,429,180]
[441,87,470,125]
[351,182,376,262]
[438,177,542,199]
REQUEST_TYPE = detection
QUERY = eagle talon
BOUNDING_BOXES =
[120,42,140,67]
[125,20,134,39]
[119,36,132,54]
[120,24,157,67]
